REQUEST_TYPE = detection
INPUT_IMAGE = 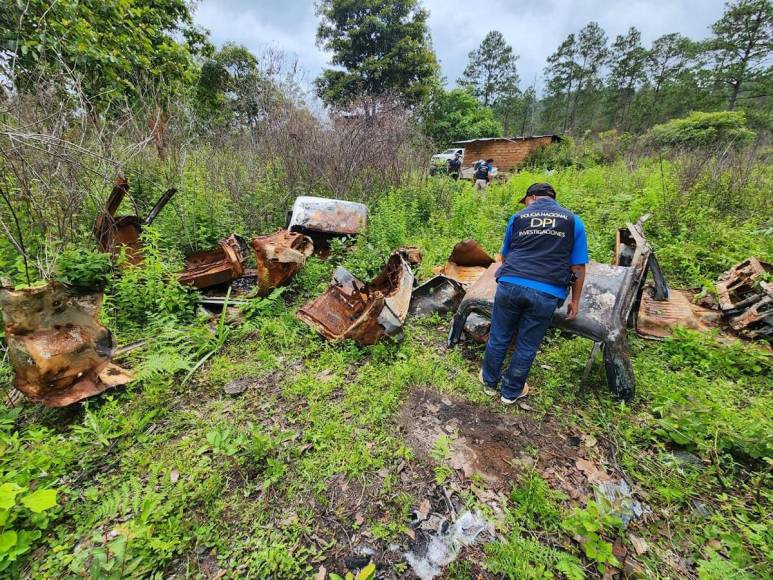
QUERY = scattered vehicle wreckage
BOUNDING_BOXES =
[297,250,415,346]
[178,235,249,290]
[715,257,772,339]
[0,282,132,407]
[433,239,495,288]
[15,192,757,411]
[93,177,177,263]
[448,217,671,401]
[287,196,368,252]
[252,230,314,294]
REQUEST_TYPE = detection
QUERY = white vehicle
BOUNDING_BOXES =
[430,148,464,167]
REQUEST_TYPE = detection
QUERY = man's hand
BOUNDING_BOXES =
[567,264,586,321]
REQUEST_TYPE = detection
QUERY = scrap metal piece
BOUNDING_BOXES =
[716,257,773,339]
[0,282,132,407]
[252,230,314,294]
[93,177,176,263]
[636,288,719,339]
[287,196,368,248]
[409,276,465,317]
[297,252,414,346]
[433,239,495,288]
[179,235,247,289]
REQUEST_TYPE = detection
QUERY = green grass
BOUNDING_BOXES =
[1,158,771,577]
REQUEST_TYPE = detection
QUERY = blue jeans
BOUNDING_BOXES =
[482,282,561,399]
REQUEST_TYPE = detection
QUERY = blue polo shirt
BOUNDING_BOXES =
[499,213,588,299]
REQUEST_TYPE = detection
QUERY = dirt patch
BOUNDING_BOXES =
[398,389,612,501]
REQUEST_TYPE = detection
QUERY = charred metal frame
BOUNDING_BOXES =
[297,251,415,345]
[93,177,177,263]
[178,235,248,290]
[0,282,132,407]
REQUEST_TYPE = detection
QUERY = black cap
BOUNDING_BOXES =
[519,182,556,204]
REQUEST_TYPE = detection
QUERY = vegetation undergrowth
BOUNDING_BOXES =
[0,156,771,578]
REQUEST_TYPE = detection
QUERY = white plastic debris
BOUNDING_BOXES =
[404,510,492,580]
[594,479,649,527]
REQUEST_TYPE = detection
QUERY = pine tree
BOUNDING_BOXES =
[708,0,773,109]
[458,31,520,108]
[544,33,580,132]
[544,23,608,133]
[605,27,647,129]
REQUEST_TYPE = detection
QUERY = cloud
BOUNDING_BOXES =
[193,0,728,93]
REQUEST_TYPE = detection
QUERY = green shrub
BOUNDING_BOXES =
[647,110,755,149]
[55,247,112,292]
[104,228,196,334]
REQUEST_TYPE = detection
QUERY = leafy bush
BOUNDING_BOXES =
[0,409,63,575]
[522,138,579,170]
[104,228,196,334]
[647,110,755,149]
[561,501,623,573]
[55,247,112,292]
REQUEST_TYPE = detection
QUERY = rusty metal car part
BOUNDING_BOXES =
[715,257,773,339]
[178,235,247,289]
[613,214,668,302]
[93,177,177,264]
[433,239,495,288]
[252,230,314,294]
[0,282,132,407]
[636,287,719,339]
[448,219,669,401]
[297,251,414,346]
[287,196,368,252]
[409,276,466,318]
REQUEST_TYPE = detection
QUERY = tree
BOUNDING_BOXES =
[543,22,608,132]
[458,31,520,108]
[196,44,284,127]
[639,33,702,124]
[0,0,209,112]
[569,22,609,130]
[605,27,647,129]
[708,0,773,109]
[543,33,580,132]
[421,88,502,146]
[314,0,439,110]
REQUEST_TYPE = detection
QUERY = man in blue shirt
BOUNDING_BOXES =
[480,182,588,404]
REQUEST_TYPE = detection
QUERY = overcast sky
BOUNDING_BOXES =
[194,0,728,94]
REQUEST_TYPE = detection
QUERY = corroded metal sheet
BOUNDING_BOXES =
[297,252,414,346]
[715,258,772,339]
[409,276,465,317]
[93,177,176,264]
[288,196,368,236]
[0,283,132,407]
[179,235,247,289]
[433,240,495,288]
[252,230,314,294]
[636,289,718,339]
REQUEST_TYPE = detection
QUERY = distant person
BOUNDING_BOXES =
[447,152,462,180]
[473,159,490,191]
[485,158,495,180]
[480,182,588,404]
